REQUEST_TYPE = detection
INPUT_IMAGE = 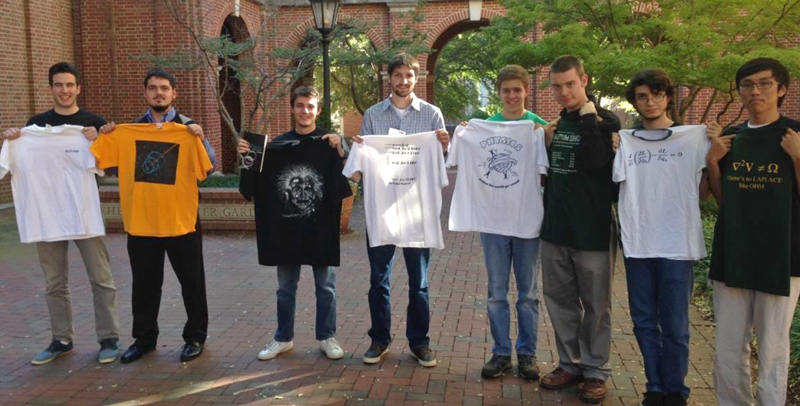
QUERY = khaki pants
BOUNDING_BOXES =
[541,239,617,380]
[36,236,120,343]
[713,279,800,406]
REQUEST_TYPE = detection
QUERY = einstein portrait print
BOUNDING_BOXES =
[134,140,180,185]
[276,164,324,218]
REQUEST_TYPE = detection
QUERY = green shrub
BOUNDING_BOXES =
[692,199,718,319]
[199,174,240,188]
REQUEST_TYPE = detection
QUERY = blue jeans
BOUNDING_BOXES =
[366,237,430,348]
[624,257,693,398]
[275,265,336,342]
[481,233,541,356]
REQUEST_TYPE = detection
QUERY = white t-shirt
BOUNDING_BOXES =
[343,132,448,249]
[0,125,105,243]
[446,119,549,238]
[613,124,710,260]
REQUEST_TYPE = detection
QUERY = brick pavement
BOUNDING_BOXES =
[0,172,718,406]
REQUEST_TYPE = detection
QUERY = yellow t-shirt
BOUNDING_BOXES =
[91,123,213,237]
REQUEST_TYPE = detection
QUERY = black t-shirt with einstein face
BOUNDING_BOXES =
[253,134,352,267]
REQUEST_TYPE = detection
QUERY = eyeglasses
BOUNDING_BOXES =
[739,79,776,93]
[635,93,666,103]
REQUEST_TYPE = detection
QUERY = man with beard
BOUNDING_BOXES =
[100,68,216,364]
[1,62,121,365]
[349,53,450,367]
[237,86,347,360]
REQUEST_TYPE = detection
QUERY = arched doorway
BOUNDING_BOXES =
[426,19,490,106]
[219,15,249,173]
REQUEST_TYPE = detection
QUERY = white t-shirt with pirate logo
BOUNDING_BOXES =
[447,120,549,239]
[343,132,448,249]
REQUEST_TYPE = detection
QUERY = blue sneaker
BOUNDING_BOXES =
[98,338,120,364]
[31,340,73,365]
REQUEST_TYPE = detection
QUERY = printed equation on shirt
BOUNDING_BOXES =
[627,148,683,166]
[384,143,419,186]
[134,140,180,185]
[726,160,784,190]
[550,131,579,175]
[478,136,522,189]
[277,164,323,219]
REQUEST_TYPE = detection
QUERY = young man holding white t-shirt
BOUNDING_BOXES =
[0,63,121,365]
[471,65,548,381]
[613,69,720,406]
[348,53,450,367]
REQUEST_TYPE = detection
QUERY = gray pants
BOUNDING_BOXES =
[36,236,120,343]
[713,279,800,406]
[541,240,616,380]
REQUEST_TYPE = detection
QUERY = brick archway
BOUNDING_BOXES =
[282,14,387,50]
[423,18,491,105]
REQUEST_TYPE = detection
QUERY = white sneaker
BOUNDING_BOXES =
[319,338,345,360]
[257,340,293,360]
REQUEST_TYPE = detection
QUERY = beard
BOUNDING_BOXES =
[151,104,170,113]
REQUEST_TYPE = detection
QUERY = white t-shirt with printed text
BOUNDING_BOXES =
[0,125,105,243]
[447,119,549,238]
[613,124,710,260]
[343,132,448,249]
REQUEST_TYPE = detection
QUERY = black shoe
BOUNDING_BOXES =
[410,346,437,367]
[640,391,665,406]
[120,342,155,364]
[517,354,540,380]
[663,393,686,406]
[180,342,204,362]
[481,354,512,378]
[362,343,389,364]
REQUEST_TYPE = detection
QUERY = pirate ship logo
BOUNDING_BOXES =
[478,136,523,188]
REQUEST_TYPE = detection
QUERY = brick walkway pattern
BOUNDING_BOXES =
[0,172,718,406]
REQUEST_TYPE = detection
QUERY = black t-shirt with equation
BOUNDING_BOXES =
[710,116,800,296]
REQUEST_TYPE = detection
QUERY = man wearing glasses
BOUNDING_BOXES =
[613,69,720,406]
[706,58,800,406]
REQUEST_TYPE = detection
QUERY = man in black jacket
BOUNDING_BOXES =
[537,55,620,404]
[100,68,215,364]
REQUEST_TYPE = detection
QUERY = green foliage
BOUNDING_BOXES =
[488,0,800,124]
[300,7,432,123]
[199,174,240,188]
[433,31,503,121]
[692,199,718,319]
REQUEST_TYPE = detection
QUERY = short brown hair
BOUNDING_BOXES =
[290,85,321,106]
[549,55,585,77]
[387,53,420,76]
[496,65,530,89]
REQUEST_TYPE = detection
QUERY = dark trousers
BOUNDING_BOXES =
[366,236,430,348]
[127,229,208,347]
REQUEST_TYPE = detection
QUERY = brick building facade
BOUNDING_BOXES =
[1,0,799,204]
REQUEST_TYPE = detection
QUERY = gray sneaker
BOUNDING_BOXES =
[31,340,73,365]
[98,338,120,364]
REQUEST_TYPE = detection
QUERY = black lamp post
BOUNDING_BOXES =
[309,0,341,125]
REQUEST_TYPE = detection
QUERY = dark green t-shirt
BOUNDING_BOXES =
[540,107,620,250]
[710,117,800,296]
[487,110,548,125]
